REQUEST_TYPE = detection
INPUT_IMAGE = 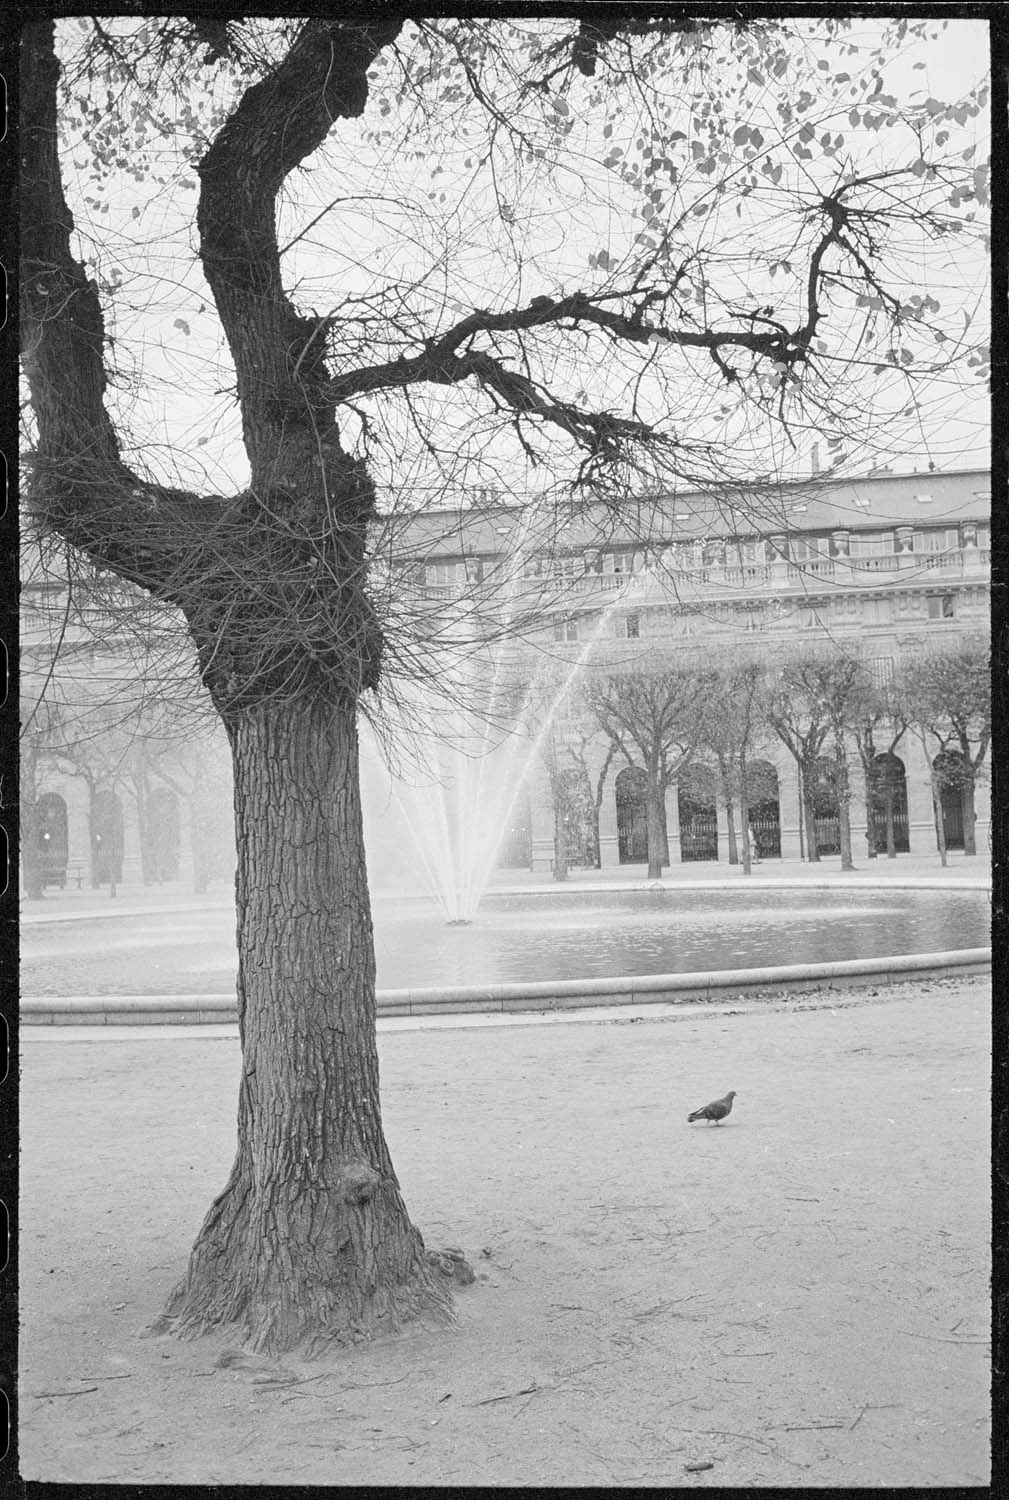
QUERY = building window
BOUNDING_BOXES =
[849,531,895,557]
[870,656,895,687]
[615,613,640,639]
[927,594,955,621]
[552,616,579,642]
[730,539,762,566]
[790,535,829,562]
[916,528,959,554]
[425,561,463,587]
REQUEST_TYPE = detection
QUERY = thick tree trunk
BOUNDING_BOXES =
[155,700,452,1354]
[645,772,665,879]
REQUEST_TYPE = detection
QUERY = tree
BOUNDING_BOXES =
[584,667,715,877]
[698,658,765,875]
[847,669,908,860]
[20,16,987,1352]
[762,651,862,868]
[899,644,990,857]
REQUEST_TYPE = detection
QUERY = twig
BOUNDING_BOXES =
[780,1421,847,1431]
[850,1402,899,1430]
[897,1329,988,1344]
[468,1381,543,1407]
[30,1386,99,1398]
[253,1372,332,1389]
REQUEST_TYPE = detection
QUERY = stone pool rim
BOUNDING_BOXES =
[20,946,992,1026]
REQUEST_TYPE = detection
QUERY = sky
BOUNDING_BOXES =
[47,15,990,512]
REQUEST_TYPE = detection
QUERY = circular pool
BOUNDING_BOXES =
[375,886,990,991]
[20,883,990,1001]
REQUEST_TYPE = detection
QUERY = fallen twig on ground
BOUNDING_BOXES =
[30,1386,99,1398]
[467,1382,543,1407]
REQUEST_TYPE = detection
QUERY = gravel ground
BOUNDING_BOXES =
[19,973,990,1487]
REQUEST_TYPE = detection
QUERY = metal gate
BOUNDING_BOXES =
[869,800,910,853]
[747,799,781,859]
[679,808,718,862]
[616,768,649,863]
[36,792,69,888]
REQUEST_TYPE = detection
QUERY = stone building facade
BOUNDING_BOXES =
[395,465,991,873]
[21,464,990,893]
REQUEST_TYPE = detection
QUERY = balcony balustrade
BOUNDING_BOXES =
[408,543,988,610]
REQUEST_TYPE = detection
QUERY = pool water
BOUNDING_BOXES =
[21,886,990,998]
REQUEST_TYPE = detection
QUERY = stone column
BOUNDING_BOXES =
[665,781,682,864]
[845,731,870,862]
[593,745,621,868]
[776,753,803,859]
[903,731,938,854]
[528,762,556,874]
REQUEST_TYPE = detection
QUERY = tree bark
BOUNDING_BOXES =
[156,700,452,1354]
[645,769,666,879]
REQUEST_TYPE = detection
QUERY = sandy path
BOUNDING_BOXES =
[19,975,989,1486]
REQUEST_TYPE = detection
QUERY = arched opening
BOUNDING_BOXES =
[933,749,967,850]
[91,788,125,887]
[869,752,909,855]
[146,785,181,882]
[810,755,841,856]
[615,765,649,863]
[678,763,718,863]
[36,792,69,888]
[496,786,532,870]
[745,760,781,859]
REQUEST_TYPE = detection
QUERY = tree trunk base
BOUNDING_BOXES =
[150,1167,458,1357]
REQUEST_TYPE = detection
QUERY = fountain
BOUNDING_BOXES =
[362,523,643,923]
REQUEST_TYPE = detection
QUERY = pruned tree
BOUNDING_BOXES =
[898,643,990,857]
[584,667,715,877]
[762,651,862,868]
[847,669,908,860]
[20,15,988,1352]
[697,658,765,874]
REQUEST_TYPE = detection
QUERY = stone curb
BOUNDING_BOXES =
[20,947,992,1026]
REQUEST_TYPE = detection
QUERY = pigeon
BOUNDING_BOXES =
[687,1090,736,1125]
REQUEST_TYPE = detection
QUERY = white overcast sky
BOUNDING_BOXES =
[54,16,990,505]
